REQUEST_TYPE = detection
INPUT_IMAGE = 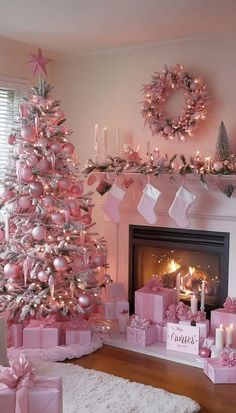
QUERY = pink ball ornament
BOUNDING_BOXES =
[30,181,44,198]
[16,143,25,155]
[37,270,49,282]
[4,263,20,278]
[199,347,211,358]
[38,158,50,173]
[21,125,36,142]
[50,142,62,154]
[0,228,5,242]
[81,214,92,225]
[18,196,31,210]
[103,273,112,284]
[67,199,81,217]
[26,154,38,167]
[42,195,54,208]
[32,225,47,241]
[53,256,68,272]
[0,187,13,201]
[63,142,74,154]
[57,177,71,191]
[78,294,92,308]
[7,134,16,145]
[71,182,84,196]
[51,211,65,224]
[20,166,34,182]
[49,300,59,312]
[91,253,106,267]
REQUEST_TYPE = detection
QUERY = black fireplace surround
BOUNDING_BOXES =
[128,225,229,315]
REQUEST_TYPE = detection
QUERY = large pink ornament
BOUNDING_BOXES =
[21,125,36,142]
[72,254,84,270]
[67,199,81,217]
[199,347,211,358]
[63,142,74,154]
[78,294,92,308]
[57,177,71,191]
[0,187,13,201]
[50,142,62,154]
[20,166,34,182]
[42,195,54,208]
[38,158,50,173]
[0,228,5,242]
[26,154,38,167]
[4,263,20,278]
[53,256,68,272]
[81,214,92,225]
[7,134,16,145]
[32,225,47,241]
[37,270,49,282]
[19,196,31,210]
[51,211,65,224]
[30,181,44,197]
[71,182,84,196]
[91,253,106,267]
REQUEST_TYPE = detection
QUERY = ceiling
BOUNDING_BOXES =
[0,0,236,57]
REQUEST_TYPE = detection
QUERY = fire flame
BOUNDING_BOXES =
[167,259,180,273]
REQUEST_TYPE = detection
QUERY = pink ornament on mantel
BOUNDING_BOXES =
[53,256,68,271]
[21,125,36,142]
[199,347,211,358]
[32,225,47,241]
[4,263,20,278]
[30,181,44,197]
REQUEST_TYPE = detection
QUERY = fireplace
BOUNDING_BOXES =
[128,225,229,315]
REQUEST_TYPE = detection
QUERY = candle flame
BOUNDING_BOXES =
[220,323,223,329]
[230,323,233,329]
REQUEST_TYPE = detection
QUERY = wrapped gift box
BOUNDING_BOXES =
[23,325,61,349]
[118,311,130,333]
[0,376,62,413]
[105,282,125,300]
[179,319,209,345]
[115,300,129,317]
[65,328,91,345]
[127,319,157,346]
[99,299,129,320]
[204,358,236,384]
[8,323,23,348]
[135,287,176,323]
[156,322,167,342]
[211,309,236,347]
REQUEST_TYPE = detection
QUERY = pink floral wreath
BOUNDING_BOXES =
[141,64,209,141]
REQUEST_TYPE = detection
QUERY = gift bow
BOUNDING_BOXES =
[219,351,236,367]
[0,354,35,413]
[142,276,163,293]
[28,314,57,328]
[130,314,153,329]
[223,297,236,313]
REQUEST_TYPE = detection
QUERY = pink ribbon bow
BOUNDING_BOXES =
[176,302,193,321]
[130,314,153,329]
[28,314,57,328]
[219,351,236,367]
[223,297,236,313]
[0,354,35,413]
[165,304,179,322]
[142,275,163,293]
[194,311,206,322]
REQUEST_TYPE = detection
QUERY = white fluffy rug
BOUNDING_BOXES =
[34,360,200,413]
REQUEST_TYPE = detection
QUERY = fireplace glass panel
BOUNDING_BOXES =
[136,245,220,307]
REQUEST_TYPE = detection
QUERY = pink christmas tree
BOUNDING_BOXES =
[0,68,109,322]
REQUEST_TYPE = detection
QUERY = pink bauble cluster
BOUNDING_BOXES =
[57,177,71,191]
[37,270,49,282]
[7,134,16,145]
[0,187,13,201]
[20,166,34,182]
[51,211,64,224]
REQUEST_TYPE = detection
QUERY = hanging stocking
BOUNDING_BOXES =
[103,183,126,223]
[137,183,161,224]
[168,186,196,228]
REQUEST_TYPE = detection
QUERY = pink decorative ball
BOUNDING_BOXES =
[32,225,47,241]
[16,143,25,155]
[51,211,64,224]
[71,182,84,196]
[21,125,36,142]
[103,273,112,284]
[30,181,44,198]
[38,159,50,173]
[0,187,13,201]
[20,166,34,182]
[19,196,31,210]
[67,199,80,217]
[91,253,106,267]
[199,347,211,358]
[81,214,92,225]
[4,263,20,278]
[26,154,38,167]
[7,134,16,145]
[37,270,49,282]
[72,254,84,270]
[63,143,74,154]
[78,294,92,308]
[164,125,172,134]
[0,228,5,242]
[53,256,68,272]
[50,142,62,154]
[57,177,71,191]
[49,300,59,312]
[42,195,54,208]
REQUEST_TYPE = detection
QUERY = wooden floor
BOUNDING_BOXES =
[69,345,236,413]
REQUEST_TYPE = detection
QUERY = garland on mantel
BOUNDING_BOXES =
[83,150,236,198]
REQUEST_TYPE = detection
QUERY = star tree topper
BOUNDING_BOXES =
[28,48,53,76]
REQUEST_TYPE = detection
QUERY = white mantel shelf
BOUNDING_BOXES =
[103,334,203,369]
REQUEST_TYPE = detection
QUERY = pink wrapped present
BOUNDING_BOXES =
[115,300,129,317]
[105,282,125,300]
[127,315,157,346]
[65,328,91,345]
[118,310,130,333]
[211,308,236,347]
[0,354,62,413]
[135,286,176,323]
[23,316,61,349]
[98,301,116,319]
[8,324,23,348]
[204,352,236,383]
[156,322,167,342]
[179,319,209,345]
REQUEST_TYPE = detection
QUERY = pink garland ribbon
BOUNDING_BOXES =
[219,351,236,367]
[223,297,236,313]
[130,314,154,329]
[142,276,163,293]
